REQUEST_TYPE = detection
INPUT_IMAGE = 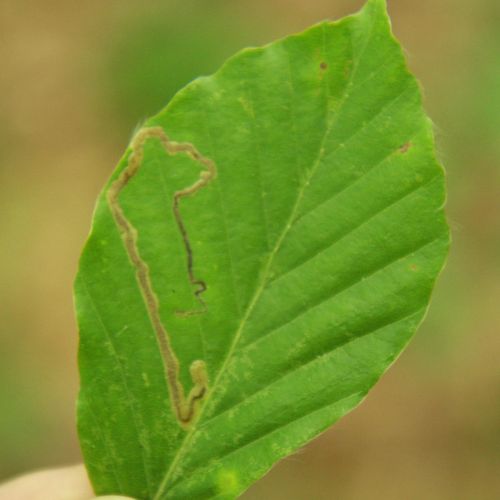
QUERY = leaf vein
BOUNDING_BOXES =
[175,391,366,487]
[154,17,387,495]
[269,172,438,286]
[203,306,425,427]
[80,277,153,496]
[243,234,441,352]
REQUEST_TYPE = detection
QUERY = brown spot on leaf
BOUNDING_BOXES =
[320,61,328,70]
[399,142,412,154]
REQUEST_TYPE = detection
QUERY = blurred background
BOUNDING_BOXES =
[0,0,499,498]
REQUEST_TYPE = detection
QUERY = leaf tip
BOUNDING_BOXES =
[362,0,389,16]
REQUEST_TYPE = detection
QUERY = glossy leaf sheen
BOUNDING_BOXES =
[75,1,449,498]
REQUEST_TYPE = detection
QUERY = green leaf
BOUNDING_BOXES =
[75,0,449,498]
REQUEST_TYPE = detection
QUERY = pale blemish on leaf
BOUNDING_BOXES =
[216,469,240,497]
[238,96,255,118]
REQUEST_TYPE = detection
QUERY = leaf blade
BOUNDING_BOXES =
[76,1,449,498]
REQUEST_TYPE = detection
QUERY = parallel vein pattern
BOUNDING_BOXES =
[76,1,449,499]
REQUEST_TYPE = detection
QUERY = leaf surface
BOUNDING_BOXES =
[75,1,449,498]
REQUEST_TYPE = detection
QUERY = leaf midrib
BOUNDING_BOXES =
[154,17,376,499]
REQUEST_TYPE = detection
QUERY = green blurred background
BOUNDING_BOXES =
[0,0,499,498]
